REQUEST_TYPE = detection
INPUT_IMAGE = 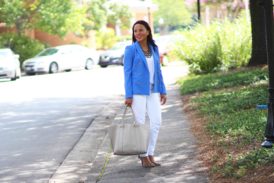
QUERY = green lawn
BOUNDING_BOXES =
[178,66,274,178]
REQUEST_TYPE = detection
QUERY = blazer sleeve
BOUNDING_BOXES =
[154,46,167,95]
[124,45,134,99]
[159,66,167,95]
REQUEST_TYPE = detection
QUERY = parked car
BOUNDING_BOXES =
[0,48,21,81]
[98,41,131,68]
[22,44,99,75]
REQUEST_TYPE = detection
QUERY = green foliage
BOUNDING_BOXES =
[0,0,26,29]
[175,23,222,73]
[0,33,45,63]
[0,0,85,36]
[152,0,192,28]
[106,3,132,30]
[179,67,274,178]
[85,0,107,31]
[194,86,267,115]
[219,15,252,68]
[96,28,117,50]
[219,148,274,178]
[175,14,251,73]
[178,67,268,95]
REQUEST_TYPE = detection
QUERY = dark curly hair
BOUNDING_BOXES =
[132,20,157,48]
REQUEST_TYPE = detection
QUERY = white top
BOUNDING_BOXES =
[146,56,154,84]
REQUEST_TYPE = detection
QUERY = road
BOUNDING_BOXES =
[0,62,188,182]
[0,66,125,182]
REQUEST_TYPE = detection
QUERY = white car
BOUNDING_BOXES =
[22,44,99,75]
[0,48,21,81]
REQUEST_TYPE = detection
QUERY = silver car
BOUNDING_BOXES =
[0,48,21,81]
[22,44,99,75]
[98,41,131,68]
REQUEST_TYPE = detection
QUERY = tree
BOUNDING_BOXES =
[248,0,267,66]
[84,0,108,32]
[153,0,192,31]
[106,3,132,30]
[83,1,131,37]
[0,0,85,36]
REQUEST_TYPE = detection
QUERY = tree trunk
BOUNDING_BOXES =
[248,0,267,66]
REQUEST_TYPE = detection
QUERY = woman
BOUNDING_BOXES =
[123,20,167,168]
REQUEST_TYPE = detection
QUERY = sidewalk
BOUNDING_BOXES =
[87,84,209,183]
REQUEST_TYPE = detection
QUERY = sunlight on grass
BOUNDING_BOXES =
[179,66,274,178]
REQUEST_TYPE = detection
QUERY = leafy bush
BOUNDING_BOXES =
[175,23,222,74]
[175,14,251,73]
[220,15,251,69]
[0,33,45,64]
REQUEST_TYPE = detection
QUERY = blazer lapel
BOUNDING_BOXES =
[135,42,148,69]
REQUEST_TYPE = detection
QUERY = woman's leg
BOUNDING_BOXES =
[132,95,146,125]
[132,95,155,167]
[146,93,162,156]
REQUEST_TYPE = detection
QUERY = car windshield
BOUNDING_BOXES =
[37,48,58,56]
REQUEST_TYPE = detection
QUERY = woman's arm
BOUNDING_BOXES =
[124,45,134,100]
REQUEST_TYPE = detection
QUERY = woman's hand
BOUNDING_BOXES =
[125,98,133,107]
[160,94,167,105]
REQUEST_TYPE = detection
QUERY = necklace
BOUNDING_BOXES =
[142,47,152,58]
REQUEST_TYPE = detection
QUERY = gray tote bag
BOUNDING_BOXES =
[108,106,149,155]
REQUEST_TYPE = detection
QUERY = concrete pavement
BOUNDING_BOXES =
[49,62,208,183]
[86,84,209,183]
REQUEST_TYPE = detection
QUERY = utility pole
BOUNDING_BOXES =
[260,0,274,148]
[197,0,201,21]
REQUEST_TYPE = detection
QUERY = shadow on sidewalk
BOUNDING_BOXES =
[88,84,208,183]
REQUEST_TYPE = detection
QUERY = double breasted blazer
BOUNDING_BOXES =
[124,41,167,99]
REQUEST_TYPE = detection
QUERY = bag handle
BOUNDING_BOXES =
[122,106,136,125]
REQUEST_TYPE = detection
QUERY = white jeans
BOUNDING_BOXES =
[132,93,162,157]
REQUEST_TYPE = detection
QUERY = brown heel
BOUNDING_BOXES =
[138,156,155,168]
[148,155,161,166]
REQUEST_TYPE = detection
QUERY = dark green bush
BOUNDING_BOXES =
[0,33,45,64]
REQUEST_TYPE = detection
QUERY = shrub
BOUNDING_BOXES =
[175,13,251,73]
[220,15,251,69]
[0,33,45,64]
[175,23,222,74]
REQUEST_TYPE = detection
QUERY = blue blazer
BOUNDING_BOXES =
[124,41,167,99]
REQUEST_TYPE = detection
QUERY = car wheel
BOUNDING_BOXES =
[26,72,35,76]
[120,55,124,66]
[49,62,58,74]
[11,71,17,81]
[100,65,108,68]
[85,58,94,70]
[16,68,21,79]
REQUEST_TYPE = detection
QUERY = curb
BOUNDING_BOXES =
[48,98,123,183]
